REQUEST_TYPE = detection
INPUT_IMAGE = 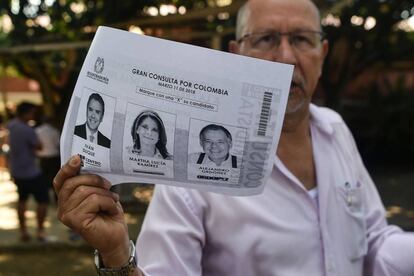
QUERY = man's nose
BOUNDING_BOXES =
[208,142,217,148]
[272,37,298,65]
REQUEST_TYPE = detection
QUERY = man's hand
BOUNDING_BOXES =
[53,155,130,268]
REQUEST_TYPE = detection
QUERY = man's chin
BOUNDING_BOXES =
[86,124,99,132]
[285,100,306,115]
[208,154,225,160]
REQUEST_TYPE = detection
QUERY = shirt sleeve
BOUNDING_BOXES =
[373,232,414,276]
[136,185,205,276]
[342,124,413,275]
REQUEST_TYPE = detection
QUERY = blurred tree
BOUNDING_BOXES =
[321,0,414,109]
[320,0,414,163]
[0,0,214,125]
[1,0,413,129]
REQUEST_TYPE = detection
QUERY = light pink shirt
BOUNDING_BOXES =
[136,104,414,276]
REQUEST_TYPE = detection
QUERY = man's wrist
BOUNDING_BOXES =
[100,239,131,268]
[95,240,138,275]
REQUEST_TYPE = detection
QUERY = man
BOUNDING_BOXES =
[188,124,239,168]
[36,117,61,203]
[74,93,111,148]
[54,0,414,275]
[8,102,49,242]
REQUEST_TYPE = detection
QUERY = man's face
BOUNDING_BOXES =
[200,129,232,162]
[230,0,328,118]
[86,99,103,131]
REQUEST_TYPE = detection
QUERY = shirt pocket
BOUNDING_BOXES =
[336,183,368,261]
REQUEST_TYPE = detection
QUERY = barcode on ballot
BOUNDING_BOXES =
[257,91,273,136]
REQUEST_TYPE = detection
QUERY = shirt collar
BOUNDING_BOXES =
[309,103,335,136]
[86,126,98,139]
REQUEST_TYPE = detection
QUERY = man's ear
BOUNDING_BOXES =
[228,40,240,54]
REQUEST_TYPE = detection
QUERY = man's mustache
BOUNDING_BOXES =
[290,75,305,92]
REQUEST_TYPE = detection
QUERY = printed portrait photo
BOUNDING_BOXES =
[123,104,176,178]
[126,109,174,159]
[188,121,245,169]
[74,90,115,149]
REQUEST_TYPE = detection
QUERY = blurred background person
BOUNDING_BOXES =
[35,116,60,204]
[7,102,49,242]
[0,114,9,177]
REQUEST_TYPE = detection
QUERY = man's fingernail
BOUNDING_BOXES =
[69,155,79,166]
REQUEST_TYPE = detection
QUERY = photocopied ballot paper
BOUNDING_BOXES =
[60,26,293,196]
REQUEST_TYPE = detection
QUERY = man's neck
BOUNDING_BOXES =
[277,109,316,190]
[87,126,98,135]
[277,111,310,155]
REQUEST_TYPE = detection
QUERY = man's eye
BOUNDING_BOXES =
[293,34,313,45]
[152,128,158,133]
[259,34,273,42]
[252,34,274,47]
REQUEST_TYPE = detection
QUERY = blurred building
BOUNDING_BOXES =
[0,77,42,114]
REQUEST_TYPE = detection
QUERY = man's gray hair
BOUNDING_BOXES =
[235,2,249,41]
[235,0,323,40]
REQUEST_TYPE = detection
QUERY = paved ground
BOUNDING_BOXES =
[0,166,413,275]
[0,170,145,275]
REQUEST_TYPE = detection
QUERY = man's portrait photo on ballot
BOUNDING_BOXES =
[188,122,242,168]
[74,91,114,149]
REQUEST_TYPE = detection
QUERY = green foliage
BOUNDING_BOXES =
[321,0,414,163]
[321,0,414,109]
[343,76,414,164]
[0,0,210,125]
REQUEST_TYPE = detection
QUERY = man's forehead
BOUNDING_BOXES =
[88,99,103,109]
[244,0,320,32]
[203,129,227,138]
